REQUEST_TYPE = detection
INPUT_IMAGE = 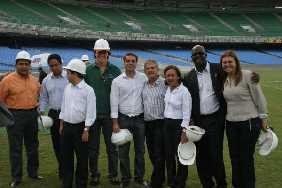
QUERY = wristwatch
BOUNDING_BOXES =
[84,127,89,132]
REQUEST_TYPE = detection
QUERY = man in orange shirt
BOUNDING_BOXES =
[0,50,42,188]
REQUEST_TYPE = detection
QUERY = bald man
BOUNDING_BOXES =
[183,45,227,188]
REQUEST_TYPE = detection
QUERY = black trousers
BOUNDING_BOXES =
[164,118,188,188]
[118,113,145,183]
[145,119,165,188]
[61,122,88,188]
[88,117,118,179]
[226,117,261,188]
[6,108,39,181]
[196,111,227,188]
[48,109,63,178]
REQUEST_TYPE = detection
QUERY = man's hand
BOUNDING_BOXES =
[112,119,120,133]
[82,130,89,142]
[251,72,260,84]
[261,119,269,132]
[180,129,189,144]
[59,120,63,135]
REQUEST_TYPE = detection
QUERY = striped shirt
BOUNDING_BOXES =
[142,77,167,121]
[39,71,68,112]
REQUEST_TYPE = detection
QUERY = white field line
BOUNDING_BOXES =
[262,83,282,91]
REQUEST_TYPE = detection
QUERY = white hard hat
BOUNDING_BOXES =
[16,50,31,62]
[185,126,205,142]
[94,39,110,51]
[177,142,196,166]
[64,59,86,75]
[81,54,89,61]
[111,129,133,146]
[257,129,278,156]
[38,115,53,128]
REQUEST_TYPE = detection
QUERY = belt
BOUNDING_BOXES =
[64,121,85,126]
[49,109,61,113]
[200,110,218,118]
[8,107,37,112]
[119,112,144,119]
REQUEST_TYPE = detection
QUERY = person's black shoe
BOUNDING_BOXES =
[29,175,44,180]
[89,177,100,186]
[10,180,21,188]
[110,176,120,185]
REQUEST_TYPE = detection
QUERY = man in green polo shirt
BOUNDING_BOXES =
[85,39,121,186]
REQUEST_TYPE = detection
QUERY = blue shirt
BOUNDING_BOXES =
[39,70,68,112]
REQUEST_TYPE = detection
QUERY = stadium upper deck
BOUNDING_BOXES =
[0,0,281,43]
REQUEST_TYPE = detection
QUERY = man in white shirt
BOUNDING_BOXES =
[183,45,227,188]
[59,59,96,188]
[110,53,147,188]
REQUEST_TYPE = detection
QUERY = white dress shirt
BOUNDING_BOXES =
[164,83,192,129]
[39,71,68,112]
[59,80,96,127]
[196,63,219,115]
[110,71,147,118]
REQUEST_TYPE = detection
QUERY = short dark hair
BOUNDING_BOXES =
[164,65,182,84]
[47,54,62,64]
[123,52,138,62]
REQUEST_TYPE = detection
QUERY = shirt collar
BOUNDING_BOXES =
[146,76,162,86]
[51,70,66,78]
[169,83,183,93]
[122,71,137,79]
[71,79,85,89]
[15,72,30,79]
[94,63,109,70]
[195,62,210,74]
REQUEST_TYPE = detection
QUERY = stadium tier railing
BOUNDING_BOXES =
[0,21,281,44]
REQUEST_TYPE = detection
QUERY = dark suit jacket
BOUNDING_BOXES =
[183,63,226,127]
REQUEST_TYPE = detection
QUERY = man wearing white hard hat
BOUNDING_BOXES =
[111,53,147,188]
[81,54,90,64]
[85,38,121,186]
[0,50,42,187]
[39,54,68,180]
[59,59,96,188]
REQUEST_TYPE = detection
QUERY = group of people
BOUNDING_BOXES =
[0,39,268,188]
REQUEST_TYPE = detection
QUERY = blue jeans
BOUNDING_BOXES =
[118,113,145,183]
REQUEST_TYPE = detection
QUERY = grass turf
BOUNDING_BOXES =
[0,68,281,188]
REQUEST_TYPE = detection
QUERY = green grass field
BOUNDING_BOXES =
[0,68,281,188]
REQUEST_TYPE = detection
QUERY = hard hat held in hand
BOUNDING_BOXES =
[178,142,196,166]
[185,126,205,142]
[64,59,86,75]
[94,39,110,51]
[257,129,278,156]
[38,116,53,128]
[16,50,31,62]
[111,129,133,146]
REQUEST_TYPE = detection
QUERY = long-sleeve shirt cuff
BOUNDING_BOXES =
[181,119,189,130]
[111,112,118,119]
[259,113,268,119]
